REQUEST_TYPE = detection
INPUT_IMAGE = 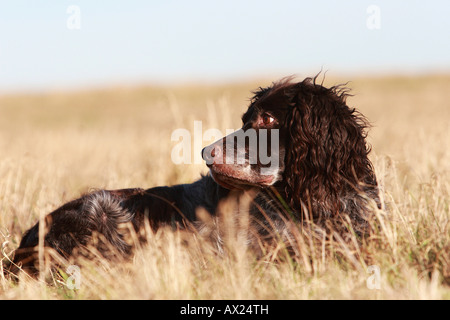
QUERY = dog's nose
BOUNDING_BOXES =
[202,145,221,165]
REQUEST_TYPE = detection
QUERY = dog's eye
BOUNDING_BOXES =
[261,114,275,126]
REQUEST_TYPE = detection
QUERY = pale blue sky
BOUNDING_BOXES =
[0,1,449,92]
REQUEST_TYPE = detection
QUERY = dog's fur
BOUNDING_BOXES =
[10,76,379,275]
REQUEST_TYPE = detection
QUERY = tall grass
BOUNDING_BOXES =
[0,75,449,299]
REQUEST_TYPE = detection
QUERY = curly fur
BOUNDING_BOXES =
[254,76,379,231]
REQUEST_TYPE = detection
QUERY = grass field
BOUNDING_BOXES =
[0,74,449,299]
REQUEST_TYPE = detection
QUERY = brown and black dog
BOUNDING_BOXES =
[11,76,379,275]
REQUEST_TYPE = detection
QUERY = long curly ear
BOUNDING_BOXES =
[283,86,316,215]
[283,79,378,220]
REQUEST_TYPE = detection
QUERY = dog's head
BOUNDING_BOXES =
[202,76,377,216]
[201,80,291,190]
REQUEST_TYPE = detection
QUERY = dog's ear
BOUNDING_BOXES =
[283,79,376,217]
[283,86,313,212]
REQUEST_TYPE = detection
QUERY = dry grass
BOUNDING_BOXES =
[0,75,449,299]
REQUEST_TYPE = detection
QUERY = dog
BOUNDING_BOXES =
[10,76,379,275]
